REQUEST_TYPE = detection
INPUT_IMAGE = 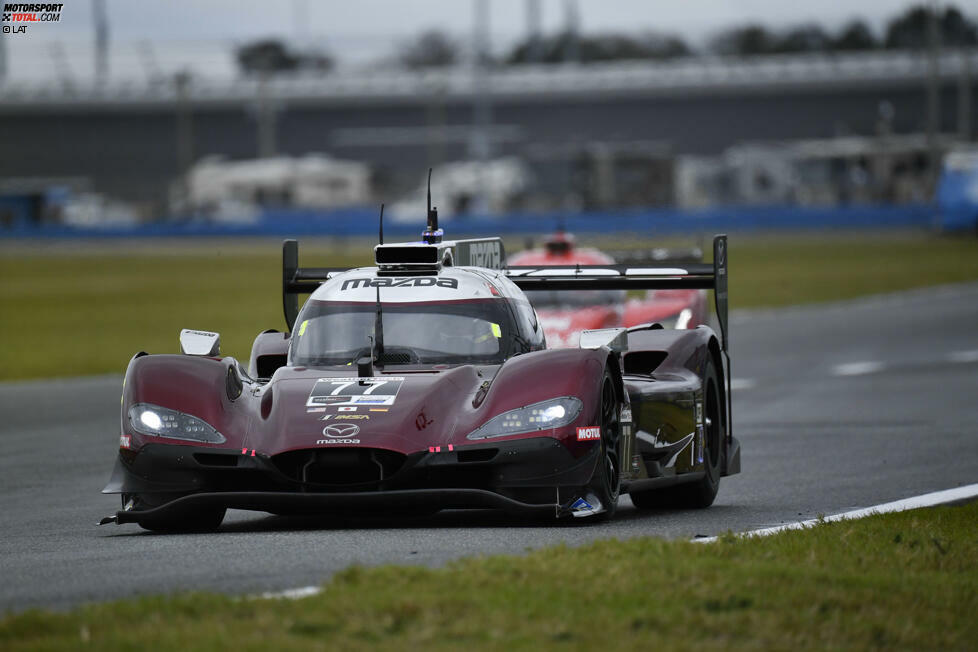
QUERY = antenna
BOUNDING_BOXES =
[422,167,443,244]
[426,167,438,232]
[378,203,384,245]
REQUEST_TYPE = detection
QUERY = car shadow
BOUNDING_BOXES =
[101,500,745,536]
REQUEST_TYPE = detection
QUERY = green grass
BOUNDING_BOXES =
[1,233,976,381]
[3,502,977,650]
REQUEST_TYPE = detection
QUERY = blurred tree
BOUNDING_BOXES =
[236,39,333,75]
[399,30,459,69]
[507,31,690,64]
[237,40,298,73]
[833,20,879,51]
[885,4,978,49]
[773,24,833,53]
[942,6,978,46]
[709,24,776,55]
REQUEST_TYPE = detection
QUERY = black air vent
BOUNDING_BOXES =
[272,448,405,489]
[376,246,438,265]
[623,351,668,376]
[377,352,413,365]
[257,354,286,378]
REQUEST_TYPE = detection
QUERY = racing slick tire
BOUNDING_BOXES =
[629,359,724,510]
[123,493,226,533]
[583,371,622,520]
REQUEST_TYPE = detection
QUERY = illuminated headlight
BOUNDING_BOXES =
[127,403,226,444]
[467,397,582,440]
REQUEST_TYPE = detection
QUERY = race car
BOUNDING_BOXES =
[508,230,708,347]
[100,207,739,532]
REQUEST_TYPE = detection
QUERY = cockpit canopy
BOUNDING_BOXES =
[289,299,523,367]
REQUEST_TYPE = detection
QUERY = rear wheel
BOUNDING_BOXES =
[630,359,724,510]
[582,373,621,520]
[122,493,226,533]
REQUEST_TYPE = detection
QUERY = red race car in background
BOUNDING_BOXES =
[508,231,708,348]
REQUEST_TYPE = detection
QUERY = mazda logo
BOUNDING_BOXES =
[322,423,360,438]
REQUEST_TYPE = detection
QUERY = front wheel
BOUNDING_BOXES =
[581,373,621,520]
[122,493,226,533]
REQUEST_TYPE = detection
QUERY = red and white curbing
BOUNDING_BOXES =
[693,483,978,544]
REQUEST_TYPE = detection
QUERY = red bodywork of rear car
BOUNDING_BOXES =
[508,243,707,348]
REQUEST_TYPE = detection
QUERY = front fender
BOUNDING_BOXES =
[121,354,252,452]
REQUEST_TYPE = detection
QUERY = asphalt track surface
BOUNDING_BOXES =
[2,283,977,612]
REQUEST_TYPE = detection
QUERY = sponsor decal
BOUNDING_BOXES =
[318,414,332,421]
[335,414,369,420]
[621,407,632,423]
[576,426,601,441]
[353,396,390,405]
[316,438,360,445]
[307,377,404,407]
[695,401,703,425]
[307,407,327,413]
[119,434,131,449]
[369,408,389,412]
[340,277,458,291]
[569,494,603,517]
[322,423,360,438]
[415,411,433,431]
[459,240,503,269]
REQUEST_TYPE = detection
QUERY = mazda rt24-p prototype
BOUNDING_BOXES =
[100,209,740,532]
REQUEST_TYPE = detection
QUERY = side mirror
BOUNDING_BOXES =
[180,329,221,356]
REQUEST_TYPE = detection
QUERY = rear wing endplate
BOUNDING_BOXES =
[282,240,347,331]
[506,234,728,352]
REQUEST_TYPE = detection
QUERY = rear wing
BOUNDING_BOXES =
[506,234,728,352]
[603,246,703,266]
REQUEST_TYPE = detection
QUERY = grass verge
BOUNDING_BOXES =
[1,232,976,381]
[3,501,977,650]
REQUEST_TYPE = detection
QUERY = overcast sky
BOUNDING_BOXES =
[0,0,957,82]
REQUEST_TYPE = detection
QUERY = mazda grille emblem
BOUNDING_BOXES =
[322,423,360,438]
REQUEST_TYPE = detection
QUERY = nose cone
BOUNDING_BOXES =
[254,366,485,455]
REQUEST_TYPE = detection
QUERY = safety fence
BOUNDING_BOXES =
[1,203,935,240]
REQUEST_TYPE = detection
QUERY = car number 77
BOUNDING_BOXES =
[329,380,388,395]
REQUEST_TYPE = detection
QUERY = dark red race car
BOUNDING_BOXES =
[508,231,708,348]
[100,210,739,532]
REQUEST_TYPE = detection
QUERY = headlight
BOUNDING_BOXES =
[127,403,226,444]
[467,397,582,440]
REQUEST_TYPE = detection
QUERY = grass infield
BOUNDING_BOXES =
[1,232,976,381]
[2,501,976,650]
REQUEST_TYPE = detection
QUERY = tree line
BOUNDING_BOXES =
[237,4,978,74]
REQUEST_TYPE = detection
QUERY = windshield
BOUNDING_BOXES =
[525,289,626,309]
[290,299,520,367]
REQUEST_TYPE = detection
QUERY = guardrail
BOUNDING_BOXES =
[0,203,935,239]
[0,50,974,109]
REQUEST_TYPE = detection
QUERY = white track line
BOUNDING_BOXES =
[949,349,978,364]
[257,585,322,600]
[694,483,978,544]
[832,361,885,376]
[252,484,978,598]
[730,378,756,391]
